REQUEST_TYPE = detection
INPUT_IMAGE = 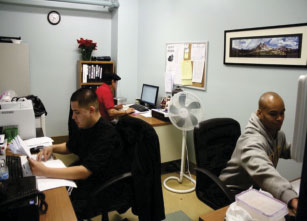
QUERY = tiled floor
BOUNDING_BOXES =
[92,172,213,221]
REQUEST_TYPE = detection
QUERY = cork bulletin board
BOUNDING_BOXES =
[165,42,208,92]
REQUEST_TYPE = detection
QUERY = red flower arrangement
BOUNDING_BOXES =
[77,38,97,60]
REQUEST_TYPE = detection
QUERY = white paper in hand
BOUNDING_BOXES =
[16,135,32,157]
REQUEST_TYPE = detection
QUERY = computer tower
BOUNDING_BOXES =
[1,198,39,221]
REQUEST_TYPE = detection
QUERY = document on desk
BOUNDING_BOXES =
[20,156,77,191]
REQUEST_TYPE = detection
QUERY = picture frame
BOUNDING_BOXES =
[224,23,307,67]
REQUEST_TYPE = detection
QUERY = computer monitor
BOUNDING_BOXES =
[140,84,159,107]
[291,74,307,220]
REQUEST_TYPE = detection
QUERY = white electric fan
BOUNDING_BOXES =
[163,91,203,193]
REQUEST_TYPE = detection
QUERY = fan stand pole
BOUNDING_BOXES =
[163,131,196,193]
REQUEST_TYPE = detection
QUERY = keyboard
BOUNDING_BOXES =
[129,104,149,112]
[6,155,23,179]
[0,156,38,208]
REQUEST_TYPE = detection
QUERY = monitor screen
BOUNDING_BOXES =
[291,75,307,162]
[291,74,307,221]
[140,84,159,107]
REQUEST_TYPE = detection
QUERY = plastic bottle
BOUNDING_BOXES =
[0,159,9,180]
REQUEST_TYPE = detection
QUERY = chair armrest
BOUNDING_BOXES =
[91,172,132,197]
[194,167,235,202]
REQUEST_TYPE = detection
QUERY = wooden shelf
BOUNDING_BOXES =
[77,60,115,89]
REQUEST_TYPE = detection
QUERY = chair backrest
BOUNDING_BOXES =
[193,118,241,209]
[115,116,165,221]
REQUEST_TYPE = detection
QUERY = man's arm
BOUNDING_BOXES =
[107,107,134,117]
[28,158,92,180]
[52,142,71,154]
[114,104,123,110]
[240,143,298,205]
[279,131,291,159]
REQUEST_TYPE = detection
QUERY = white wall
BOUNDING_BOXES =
[0,3,112,136]
[115,0,139,103]
[136,0,307,180]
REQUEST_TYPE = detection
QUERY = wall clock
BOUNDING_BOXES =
[47,11,61,25]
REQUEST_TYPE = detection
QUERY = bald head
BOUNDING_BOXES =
[257,92,285,137]
[258,92,284,111]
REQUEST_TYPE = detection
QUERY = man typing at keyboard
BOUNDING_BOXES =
[28,88,127,220]
[96,72,134,122]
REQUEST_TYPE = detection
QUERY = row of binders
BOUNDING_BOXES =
[82,64,104,83]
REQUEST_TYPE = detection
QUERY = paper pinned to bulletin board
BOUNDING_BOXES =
[165,42,208,92]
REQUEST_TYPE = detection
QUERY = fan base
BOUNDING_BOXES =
[163,173,196,193]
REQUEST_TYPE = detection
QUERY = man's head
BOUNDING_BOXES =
[256,92,285,137]
[101,73,121,91]
[70,88,100,129]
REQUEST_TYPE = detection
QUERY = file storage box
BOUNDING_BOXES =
[236,189,288,221]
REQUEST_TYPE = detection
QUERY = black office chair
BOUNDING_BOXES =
[193,118,241,210]
[88,116,165,221]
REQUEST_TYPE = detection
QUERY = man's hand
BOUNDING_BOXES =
[125,107,135,114]
[114,104,123,110]
[288,198,298,216]
[28,157,48,176]
[37,146,53,161]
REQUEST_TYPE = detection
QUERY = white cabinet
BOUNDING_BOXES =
[0,43,30,96]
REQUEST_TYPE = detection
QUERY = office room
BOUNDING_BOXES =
[1,0,307,220]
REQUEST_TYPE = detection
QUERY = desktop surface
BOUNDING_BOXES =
[131,113,170,127]
[199,206,228,221]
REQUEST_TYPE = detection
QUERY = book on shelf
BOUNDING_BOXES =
[82,64,105,83]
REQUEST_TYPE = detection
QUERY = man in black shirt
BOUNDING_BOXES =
[28,88,126,219]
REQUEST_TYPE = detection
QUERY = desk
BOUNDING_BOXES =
[40,187,77,221]
[132,114,182,163]
[199,206,228,221]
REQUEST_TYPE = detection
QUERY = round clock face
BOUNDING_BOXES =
[48,11,61,25]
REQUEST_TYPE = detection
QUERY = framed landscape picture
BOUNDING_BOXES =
[224,23,307,67]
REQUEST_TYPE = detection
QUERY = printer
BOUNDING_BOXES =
[0,100,36,139]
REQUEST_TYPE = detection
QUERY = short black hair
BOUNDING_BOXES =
[101,73,121,85]
[70,88,99,110]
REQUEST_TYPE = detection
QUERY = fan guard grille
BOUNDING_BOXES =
[168,91,203,131]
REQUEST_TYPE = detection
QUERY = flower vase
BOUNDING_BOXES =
[81,49,93,61]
